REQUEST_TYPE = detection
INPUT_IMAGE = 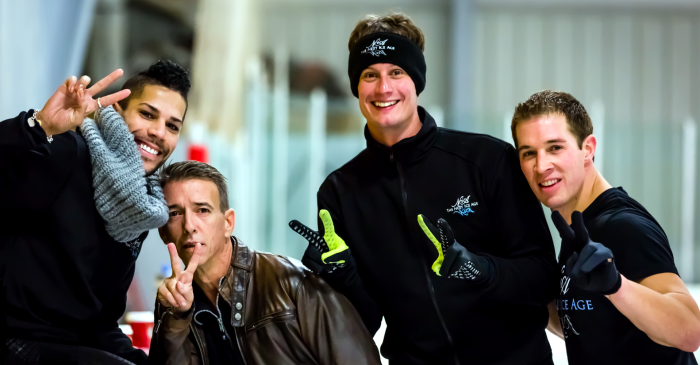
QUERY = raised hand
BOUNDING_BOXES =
[417,214,491,282]
[289,209,352,274]
[552,211,621,295]
[157,243,202,313]
[36,69,131,136]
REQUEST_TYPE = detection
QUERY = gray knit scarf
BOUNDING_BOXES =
[80,106,168,249]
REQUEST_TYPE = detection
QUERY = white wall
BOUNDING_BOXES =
[471,4,700,281]
[259,0,451,118]
[0,0,96,118]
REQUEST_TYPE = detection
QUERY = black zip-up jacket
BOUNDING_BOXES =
[316,107,558,365]
[0,111,148,364]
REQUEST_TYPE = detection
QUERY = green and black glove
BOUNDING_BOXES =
[418,214,492,282]
[289,209,353,274]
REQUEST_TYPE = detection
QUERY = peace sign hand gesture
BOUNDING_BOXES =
[36,69,131,136]
[551,211,621,295]
[157,243,202,313]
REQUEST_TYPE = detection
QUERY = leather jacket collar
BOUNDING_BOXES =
[218,236,251,328]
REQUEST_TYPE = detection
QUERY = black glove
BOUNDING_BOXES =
[417,215,491,282]
[552,211,622,295]
[289,209,354,274]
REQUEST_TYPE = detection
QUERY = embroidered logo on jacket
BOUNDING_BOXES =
[447,195,478,216]
[361,38,395,57]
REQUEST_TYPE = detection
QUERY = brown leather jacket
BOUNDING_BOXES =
[149,237,380,365]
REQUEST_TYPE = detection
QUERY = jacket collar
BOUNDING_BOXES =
[364,106,438,163]
[229,236,252,271]
[217,236,252,328]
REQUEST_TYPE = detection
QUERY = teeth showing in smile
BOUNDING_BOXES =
[140,144,159,155]
[541,179,560,187]
[372,101,398,107]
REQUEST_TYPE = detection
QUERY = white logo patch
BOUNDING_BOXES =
[446,195,478,216]
[361,38,395,57]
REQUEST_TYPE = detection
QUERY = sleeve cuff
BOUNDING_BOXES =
[0,110,50,149]
[624,264,680,283]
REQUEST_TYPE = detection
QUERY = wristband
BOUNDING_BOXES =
[27,109,53,143]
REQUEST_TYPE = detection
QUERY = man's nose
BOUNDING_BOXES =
[183,213,197,235]
[376,75,393,94]
[535,150,553,174]
[148,118,166,140]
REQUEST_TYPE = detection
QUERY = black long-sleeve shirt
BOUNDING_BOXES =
[0,111,147,364]
[316,107,559,365]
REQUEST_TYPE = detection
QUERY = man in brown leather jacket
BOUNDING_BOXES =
[148,160,380,365]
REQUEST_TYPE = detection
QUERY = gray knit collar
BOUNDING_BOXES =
[80,107,168,253]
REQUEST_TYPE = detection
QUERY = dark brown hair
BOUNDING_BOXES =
[118,60,191,116]
[348,13,425,52]
[160,161,229,212]
[511,90,593,148]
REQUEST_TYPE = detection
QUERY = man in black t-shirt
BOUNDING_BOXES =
[511,90,700,364]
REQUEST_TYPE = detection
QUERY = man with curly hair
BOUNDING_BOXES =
[0,60,190,364]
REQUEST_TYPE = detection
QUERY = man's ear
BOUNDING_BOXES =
[158,226,169,245]
[582,134,597,165]
[224,209,236,237]
[113,101,124,117]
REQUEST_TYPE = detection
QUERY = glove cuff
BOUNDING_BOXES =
[469,255,493,285]
[600,272,622,295]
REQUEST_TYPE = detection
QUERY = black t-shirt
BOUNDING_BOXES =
[192,284,245,365]
[557,187,697,365]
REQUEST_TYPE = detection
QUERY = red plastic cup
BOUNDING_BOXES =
[126,311,154,349]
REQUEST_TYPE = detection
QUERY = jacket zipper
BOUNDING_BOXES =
[218,279,249,365]
[391,149,460,365]
[191,323,210,365]
[193,278,248,365]
[217,279,248,365]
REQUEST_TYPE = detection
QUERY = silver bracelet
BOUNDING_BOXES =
[27,109,53,143]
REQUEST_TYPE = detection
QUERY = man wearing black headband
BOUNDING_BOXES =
[289,13,558,365]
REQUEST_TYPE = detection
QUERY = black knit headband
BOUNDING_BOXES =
[348,32,427,98]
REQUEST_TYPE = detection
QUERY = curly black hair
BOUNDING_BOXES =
[117,60,191,116]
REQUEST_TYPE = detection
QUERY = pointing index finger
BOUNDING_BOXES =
[87,69,124,95]
[185,243,202,275]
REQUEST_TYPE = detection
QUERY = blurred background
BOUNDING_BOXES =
[1,0,699,362]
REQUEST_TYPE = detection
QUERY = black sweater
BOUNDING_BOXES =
[317,107,558,365]
[0,111,147,364]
